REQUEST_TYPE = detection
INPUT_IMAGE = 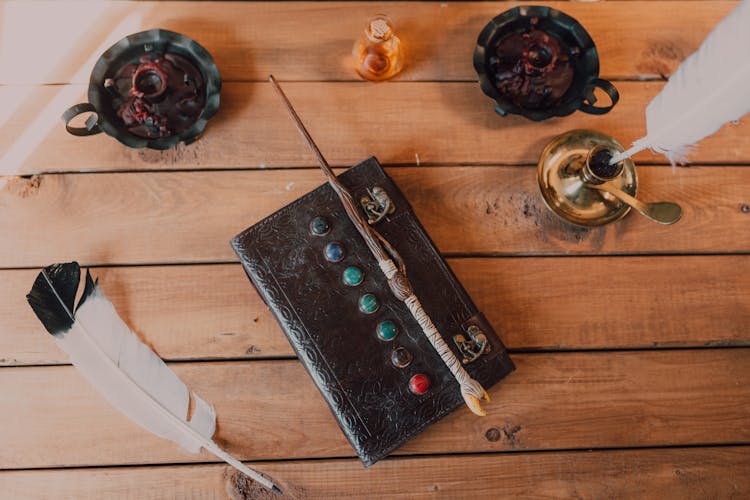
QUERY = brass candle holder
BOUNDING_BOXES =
[538,130,681,227]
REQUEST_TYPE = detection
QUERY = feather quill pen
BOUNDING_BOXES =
[26,262,281,495]
[610,0,750,165]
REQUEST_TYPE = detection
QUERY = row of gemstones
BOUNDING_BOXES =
[310,215,430,395]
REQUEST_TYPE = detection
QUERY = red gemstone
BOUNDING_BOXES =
[409,374,430,395]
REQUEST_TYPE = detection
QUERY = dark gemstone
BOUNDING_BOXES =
[309,216,330,236]
[391,347,412,368]
[324,242,345,262]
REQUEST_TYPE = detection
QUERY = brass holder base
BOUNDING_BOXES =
[538,129,637,227]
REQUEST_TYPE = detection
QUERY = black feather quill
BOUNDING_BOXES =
[24,261,283,494]
[26,262,81,336]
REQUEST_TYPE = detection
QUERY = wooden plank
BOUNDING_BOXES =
[3,82,750,174]
[2,447,749,499]
[1,166,749,268]
[3,256,749,366]
[0,2,736,84]
[1,350,748,468]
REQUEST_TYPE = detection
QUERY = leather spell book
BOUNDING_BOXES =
[231,157,514,466]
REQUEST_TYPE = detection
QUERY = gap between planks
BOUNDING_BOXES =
[2,166,750,266]
[2,446,748,499]
[0,1,738,84]
[2,255,750,366]
[1,350,749,468]
[3,82,750,172]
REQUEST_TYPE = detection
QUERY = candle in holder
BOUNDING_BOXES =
[474,6,619,121]
[61,29,221,150]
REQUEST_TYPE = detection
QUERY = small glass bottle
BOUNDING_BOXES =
[352,15,404,81]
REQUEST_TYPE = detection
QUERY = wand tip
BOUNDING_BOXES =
[273,485,283,495]
[463,393,488,416]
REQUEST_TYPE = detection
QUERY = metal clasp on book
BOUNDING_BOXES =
[453,325,490,364]
[360,186,395,225]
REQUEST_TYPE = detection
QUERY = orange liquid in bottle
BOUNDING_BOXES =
[353,15,404,81]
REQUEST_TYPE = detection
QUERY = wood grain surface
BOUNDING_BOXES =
[2,256,749,366]
[1,350,748,468]
[1,167,749,268]
[2,1,749,496]
[3,447,749,499]
[3,82,750,174]
[0,2,736,84]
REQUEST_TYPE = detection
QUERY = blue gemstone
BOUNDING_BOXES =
[324,242,345,262]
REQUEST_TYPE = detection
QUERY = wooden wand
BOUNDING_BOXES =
[268,75,489,416]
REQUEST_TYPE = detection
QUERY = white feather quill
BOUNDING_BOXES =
[26,262,281,495]
[611,0,750,164]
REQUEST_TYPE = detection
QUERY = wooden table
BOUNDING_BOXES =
[2,1,749,498]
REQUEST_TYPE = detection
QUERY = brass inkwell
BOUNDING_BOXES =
[537,130,682,227]
[538,130,682,226]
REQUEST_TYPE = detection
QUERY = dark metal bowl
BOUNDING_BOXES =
[473,5,618,121]
[63,29,221,149]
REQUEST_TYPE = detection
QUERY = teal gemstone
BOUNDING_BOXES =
[358,293,379,314]
[343,266,364,286]
[309,216,330,236]
[377,320,397,341]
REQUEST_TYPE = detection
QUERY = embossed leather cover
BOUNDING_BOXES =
[231,157,514,466]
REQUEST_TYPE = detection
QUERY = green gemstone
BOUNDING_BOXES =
[358,293,379,314]
[343,266,364,286]
[377,320,397,341]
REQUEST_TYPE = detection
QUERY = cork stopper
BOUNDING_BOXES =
[366,15,394,42]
